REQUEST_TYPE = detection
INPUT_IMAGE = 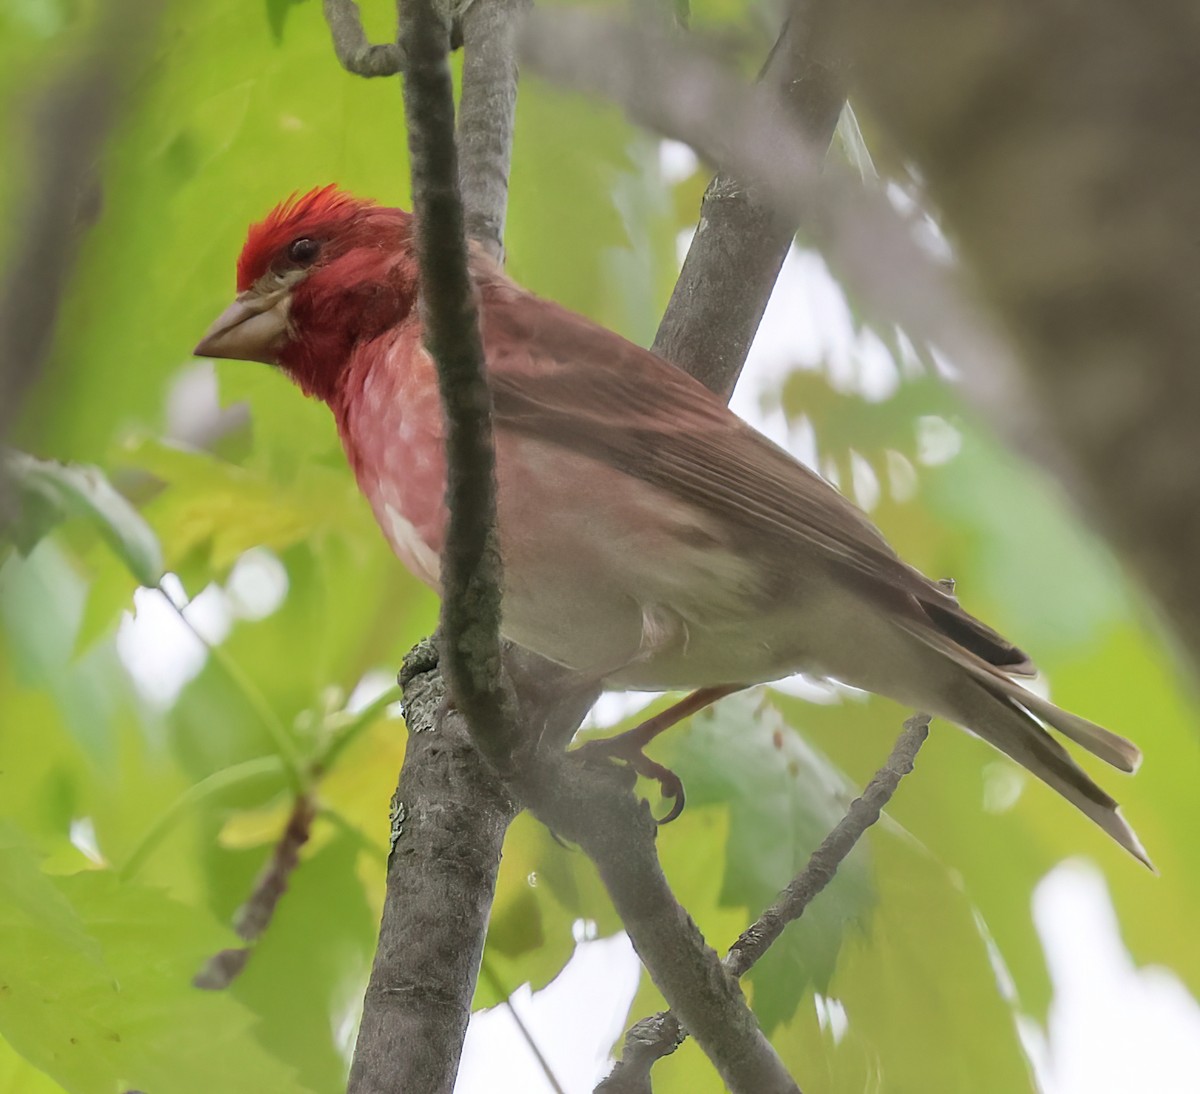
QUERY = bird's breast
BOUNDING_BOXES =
[336,336,448,588]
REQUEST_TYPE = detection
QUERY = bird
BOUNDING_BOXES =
[195,185,1148,865]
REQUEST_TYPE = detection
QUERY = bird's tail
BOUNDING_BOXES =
[903,623,1151,868]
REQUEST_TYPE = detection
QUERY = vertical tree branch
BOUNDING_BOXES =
[345,0,526,1085]
[347,663,517,1094]
[457,0,529,260]
[399,0,519,759]
[653,0,847,396]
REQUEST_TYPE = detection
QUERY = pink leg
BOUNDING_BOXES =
[576,684,747,823]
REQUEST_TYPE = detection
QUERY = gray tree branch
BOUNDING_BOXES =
[194,791,318,991]
[457,0,528,260]
[652,0,847,396]
[510,748,802,1094]
[598,713,931,1091]
[322,0,405,76]
[347,656,517,1094]
[397,0,520,761]
[518,10,1037,447]
[344,0,799,1088]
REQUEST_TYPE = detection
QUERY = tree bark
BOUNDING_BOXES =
[826,0,1200,677]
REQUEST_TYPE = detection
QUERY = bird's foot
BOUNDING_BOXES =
[572,684,748,824]
[575,734,686,824]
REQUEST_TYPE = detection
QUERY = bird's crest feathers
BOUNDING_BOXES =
[237,185,376,292]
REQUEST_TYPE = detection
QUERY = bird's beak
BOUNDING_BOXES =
[194,288,291,364]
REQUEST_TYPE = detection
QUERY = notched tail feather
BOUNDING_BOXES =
[994,677,1142,774]
[958,676,1152,869]
[901,616,1150,867]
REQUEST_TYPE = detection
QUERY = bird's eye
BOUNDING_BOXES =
[287,237,321,266]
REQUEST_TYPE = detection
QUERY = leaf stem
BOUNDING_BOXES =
[155,584,306,789]
[313,684,402,774]
[119,754,285,880]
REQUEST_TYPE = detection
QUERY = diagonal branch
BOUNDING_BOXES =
[653,0,847,396]
[194,791,318,991]
[599,712,931,1091]
[727,712,930,975]
[513,750,802,1094]
[519,10,1022,422]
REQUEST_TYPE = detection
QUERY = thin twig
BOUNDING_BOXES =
[599,713,931,1090]
[194,792,318,990]
[727,713,930,975]
[479,957,568,1094]
[322,0,405,76]
[344,1,527,1086]
[399,0,522,765]
[156,586,305,787]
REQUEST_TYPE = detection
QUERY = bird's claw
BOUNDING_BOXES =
[574,737,687,824]
[622,749,685,824]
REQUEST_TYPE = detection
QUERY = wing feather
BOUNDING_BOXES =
[479,278,1033,675]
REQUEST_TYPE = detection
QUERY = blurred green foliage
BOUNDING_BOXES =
[2,0,1198,1091]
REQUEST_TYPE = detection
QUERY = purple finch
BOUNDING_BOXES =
[196,186,1147,865]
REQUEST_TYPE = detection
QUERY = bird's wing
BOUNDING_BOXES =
[479,283,1034,675]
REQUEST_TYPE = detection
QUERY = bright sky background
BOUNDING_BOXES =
[112,140,1200,1094]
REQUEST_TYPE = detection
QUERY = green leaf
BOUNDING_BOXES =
[0,1033,65,1094]
[3,450,164,586]
[774,366,950,494]
[772,831,1038,1093]
[230,831,377,1093]
[119,435,355,575]
[0,823,307,1093]
[923,431,1131,650]
[659,691,876,1031]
